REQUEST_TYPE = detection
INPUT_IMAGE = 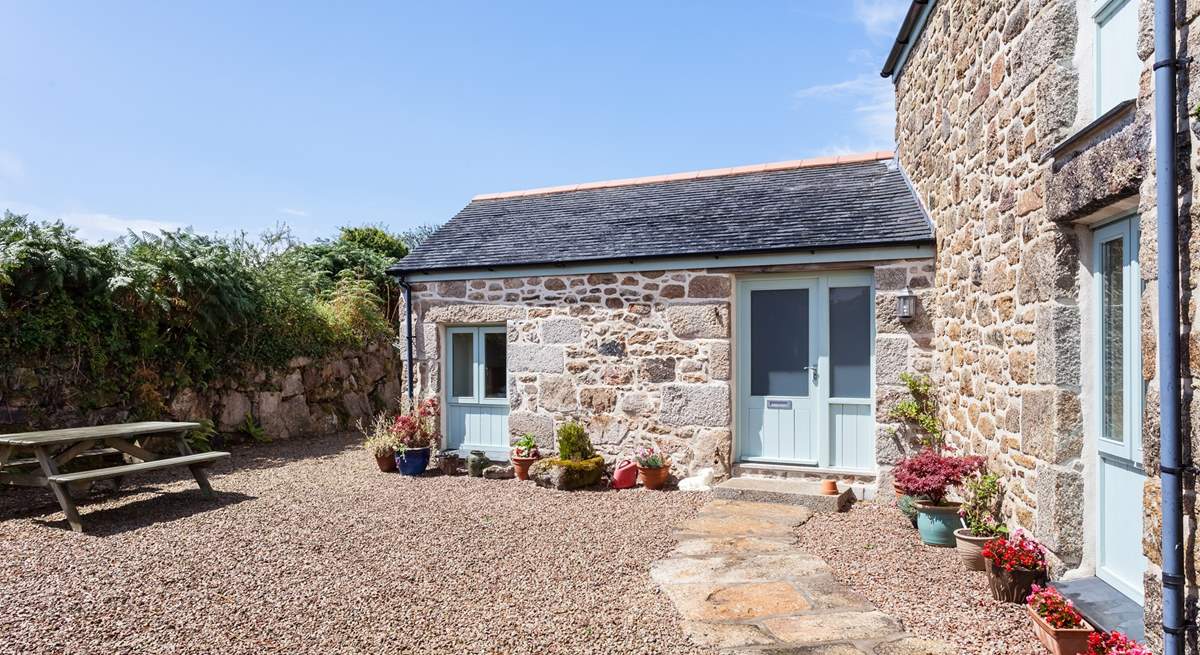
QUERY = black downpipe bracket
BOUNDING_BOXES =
[1153,0,1185,652]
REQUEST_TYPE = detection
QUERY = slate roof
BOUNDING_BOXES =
[389,152,932,274]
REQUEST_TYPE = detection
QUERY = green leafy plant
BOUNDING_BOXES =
[556,421,594,461]
[186,419,217,452]
[960,470,1008,538]
[888,372,943,449]
[241,413,268,443]
[512,432,540,458]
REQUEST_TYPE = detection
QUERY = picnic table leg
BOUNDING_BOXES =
[174,432,214,497]
[33,447,84,533]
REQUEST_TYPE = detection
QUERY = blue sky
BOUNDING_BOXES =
[1,1,907,242]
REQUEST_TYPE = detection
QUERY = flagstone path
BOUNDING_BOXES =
[651,498,956,654]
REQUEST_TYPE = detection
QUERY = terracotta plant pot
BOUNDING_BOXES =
[820,479,839,495]
[375,451,397,472]
[985,559,1047,603]
[638,464,670,490]
[511,456,539,481]
[1028,605,1093,655]
[953,528,992,571]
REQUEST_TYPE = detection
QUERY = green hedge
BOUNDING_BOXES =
[0,211,429,416]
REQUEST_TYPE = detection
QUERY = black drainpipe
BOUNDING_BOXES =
[1153,0,1185,651]
[397,275,416,405]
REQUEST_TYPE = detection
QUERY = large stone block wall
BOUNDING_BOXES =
[403,270,735,478]
[0,340,404,442]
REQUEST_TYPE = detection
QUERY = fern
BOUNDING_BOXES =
[241,413,268,443]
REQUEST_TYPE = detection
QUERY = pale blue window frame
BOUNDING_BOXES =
[1094,0,1140,116]
[1092,216,1143,464]
[445,325,508,407]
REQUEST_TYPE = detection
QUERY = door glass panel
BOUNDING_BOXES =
[750,289,809,397]
[1101,237,1124,444]
[1096,0,1139,114]
[483,331,507,399]
[451,332,474,398]
[829,286,871,398]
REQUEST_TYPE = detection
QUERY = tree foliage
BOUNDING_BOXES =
[0,211,414,416]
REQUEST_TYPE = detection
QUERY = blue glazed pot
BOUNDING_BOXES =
[915,502,961,547]
[395,447,431,476]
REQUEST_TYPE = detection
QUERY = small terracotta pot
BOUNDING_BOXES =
[375,452,397,472]
[512,456,539,481]
[985,559,1047,603]
[953,528,991,571]
[638,464,670,490]
[820,479,839,495]
[1028,605,1093,655]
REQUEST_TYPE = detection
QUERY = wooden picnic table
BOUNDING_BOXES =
[0,421,229,533]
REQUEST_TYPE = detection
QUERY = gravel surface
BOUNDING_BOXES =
[794,502,1042,655]
[0,434,710,655]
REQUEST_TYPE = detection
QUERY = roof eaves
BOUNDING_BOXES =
[880,0,935,79]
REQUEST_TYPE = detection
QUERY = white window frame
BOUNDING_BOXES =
[1093,0,1139,116]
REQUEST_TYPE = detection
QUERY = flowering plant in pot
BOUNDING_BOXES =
[635,445,670,490]
[981,529,1048,602]
[359,414,400,472]
[954,470,1008,570]
[1085,631,1151,655]
[510,433,541,481]
[1027,585,1093,655]
[391,397,441,476]
[893,447,984,546]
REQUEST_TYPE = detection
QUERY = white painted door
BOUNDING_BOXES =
[445,326,510,458]
[737,273,875,470]
[1093,217,1147,604]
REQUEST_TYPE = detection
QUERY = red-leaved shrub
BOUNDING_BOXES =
[893,447,985,504]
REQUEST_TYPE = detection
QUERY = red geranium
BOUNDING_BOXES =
[1027,585,1085,629]
[893,447,985,504]
[982,530,1047,571]
[1086,631,1151,654]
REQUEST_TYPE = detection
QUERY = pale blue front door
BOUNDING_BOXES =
[736,273,875,469]
[445,326,510,459]
[1093,217,1147,604]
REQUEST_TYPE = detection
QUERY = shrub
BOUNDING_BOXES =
[888,372,943,449]
[982,530,1047,572]
[893,448,984,504]
[556,421,594,460]
[1027,585,1085,629]
[959,470,1007,538]
[337,224,409,261]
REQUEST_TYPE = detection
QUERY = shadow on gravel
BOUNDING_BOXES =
[222,432,360,474]
[31,489,255,535]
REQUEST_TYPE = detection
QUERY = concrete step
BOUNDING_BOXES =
[713,477,855,513]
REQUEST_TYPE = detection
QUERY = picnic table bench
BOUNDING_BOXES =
[0,421,230,533]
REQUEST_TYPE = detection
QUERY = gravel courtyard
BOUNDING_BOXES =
[0,434,709,655]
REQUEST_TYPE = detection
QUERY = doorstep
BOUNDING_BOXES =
[1055,577,1145,643]
[713,477,854,513]
[732,462,878,500]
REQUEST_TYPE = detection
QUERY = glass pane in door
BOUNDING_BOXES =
[829,286,871,398]
[750,289,809,396]
[1101,238,1124,444]
[483,331,507,399]
[451,332,475,398]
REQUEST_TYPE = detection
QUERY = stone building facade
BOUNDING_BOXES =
[886,0,1200,646]
[400,257,935,483]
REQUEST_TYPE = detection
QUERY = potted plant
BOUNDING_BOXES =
[1027,585,1093,655]
[955,470,1008,570]
[358,413,399,472]
[392,397,441,476]
[888,372,944,496]
[982,530,1048,602]
[1085,631,1151,655]
[635,445,670,490]
[526,421,605,490]
[893,447,984,546]
[511,433,541,480]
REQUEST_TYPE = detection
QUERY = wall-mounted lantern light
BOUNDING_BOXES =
[896,288,917,323]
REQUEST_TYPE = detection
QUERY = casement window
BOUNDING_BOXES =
[1094,0,1140,115]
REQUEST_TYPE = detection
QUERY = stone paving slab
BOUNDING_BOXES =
[654,498,955,654]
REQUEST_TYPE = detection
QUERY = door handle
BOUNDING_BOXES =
[804,366,819,384]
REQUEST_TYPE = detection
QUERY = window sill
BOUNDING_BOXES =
[1042,99,1136,164]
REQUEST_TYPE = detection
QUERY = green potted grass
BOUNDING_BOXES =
[893,448,984,547]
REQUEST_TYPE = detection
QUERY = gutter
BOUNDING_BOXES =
[879,0,933,79]
[1153,0,1186,651]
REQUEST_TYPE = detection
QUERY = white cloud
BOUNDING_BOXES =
[279,207,309,217]
[0,151,25,183]
[852,0,909,40]
[795,74,896,151]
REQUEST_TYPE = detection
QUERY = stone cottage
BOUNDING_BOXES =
[881,0,1199,648]
[388,152,936,489]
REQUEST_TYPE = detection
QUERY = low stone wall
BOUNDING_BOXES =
[0,339,404,441]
